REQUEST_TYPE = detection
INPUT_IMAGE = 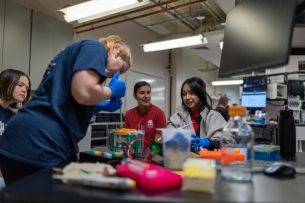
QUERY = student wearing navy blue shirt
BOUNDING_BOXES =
[0,35,132,185]
[0,69,31,137]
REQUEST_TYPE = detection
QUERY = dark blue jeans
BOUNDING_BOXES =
[0,154,45,185]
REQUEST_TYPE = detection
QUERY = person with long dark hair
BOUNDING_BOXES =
[167,77,227,151]
[0,69,31,134]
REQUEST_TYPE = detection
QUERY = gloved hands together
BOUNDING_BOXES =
[94,99,122,114]
[108,72,126,99]
[191,134,210,153]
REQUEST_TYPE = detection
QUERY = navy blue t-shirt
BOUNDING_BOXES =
[0,40,107,167]
[0,106,15,137]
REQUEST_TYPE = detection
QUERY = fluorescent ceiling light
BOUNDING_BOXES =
[143,34,208,52]
[59,0,150,23]
[211,80,243,86]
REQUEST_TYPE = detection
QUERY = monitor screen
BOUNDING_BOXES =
[218,0,297,78]
[243,75,267,93]
[241,92,267,109]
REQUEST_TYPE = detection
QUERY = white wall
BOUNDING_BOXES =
[182,49,216,96]
[269,55,305,82]
[215,85,240,106]
[170,48,219,112]
[171,49,183,114]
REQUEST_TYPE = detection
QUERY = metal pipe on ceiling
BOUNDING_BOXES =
[203,1,222,21]
[74,0,180,30]
[75,0,205,34]
[150,0,198,32]
[146,15,193,27]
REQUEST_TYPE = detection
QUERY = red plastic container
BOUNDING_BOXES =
[116,161,182,190]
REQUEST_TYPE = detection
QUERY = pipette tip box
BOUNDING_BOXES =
[182,158,216,193]
[254,145,280,161]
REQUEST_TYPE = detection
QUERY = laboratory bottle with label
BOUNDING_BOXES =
[220,106,254,182]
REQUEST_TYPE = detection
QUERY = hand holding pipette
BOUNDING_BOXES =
[53,175,136,190]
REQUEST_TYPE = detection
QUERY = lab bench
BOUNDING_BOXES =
[1,153,305,203]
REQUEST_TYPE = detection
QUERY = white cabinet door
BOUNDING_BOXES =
[30,10,54,90]
[3,1,31,74]
[0,0,5,71]
[296,126,305,152]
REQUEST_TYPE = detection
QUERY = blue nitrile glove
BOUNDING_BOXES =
[164,132,189,151]
[191,134,210,153]
[93,99,122,114]
[108,72,126,99]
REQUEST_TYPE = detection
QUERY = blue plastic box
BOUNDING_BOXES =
[254,145,280,161]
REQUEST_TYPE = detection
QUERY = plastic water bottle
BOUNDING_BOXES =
[220,106,254,182]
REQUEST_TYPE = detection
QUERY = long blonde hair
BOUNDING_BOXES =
[99,35,132,70]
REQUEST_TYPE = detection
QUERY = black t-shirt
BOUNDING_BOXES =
[215,107,229,121]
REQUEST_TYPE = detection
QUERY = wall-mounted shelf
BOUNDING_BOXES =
[91,122,123,148]
[267,83,287,100]
[78,122,124,152]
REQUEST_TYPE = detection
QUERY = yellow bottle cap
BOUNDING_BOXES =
[115,128,137,135]
[228,106,246,116]
[130,180,136,189]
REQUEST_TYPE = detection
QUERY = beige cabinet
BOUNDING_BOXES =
[2,1,31,74]
[30,11,54,90]
[53,19,73,56]
[30,11,73,90]
[0,1,73,90]
[0,0,4,71]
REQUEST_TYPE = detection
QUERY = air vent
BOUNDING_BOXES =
[191,46,210,50]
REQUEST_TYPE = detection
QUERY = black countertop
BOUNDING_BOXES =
[2,169,305,203]
[1,153,305,203]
